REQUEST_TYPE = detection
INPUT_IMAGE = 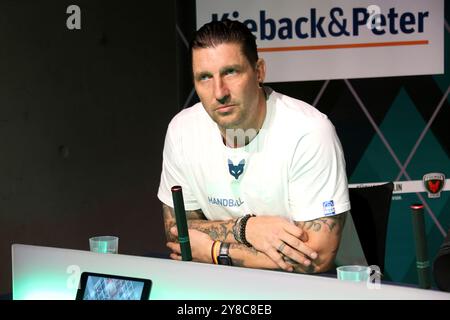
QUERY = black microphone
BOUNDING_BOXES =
[410,203,431,289]
[171,186,192,261]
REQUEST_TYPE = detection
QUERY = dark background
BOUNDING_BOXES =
[0,0,178,295]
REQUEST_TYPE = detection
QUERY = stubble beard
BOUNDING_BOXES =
[214,106,249,132]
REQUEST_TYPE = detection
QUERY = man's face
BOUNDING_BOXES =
[192,42,265,131]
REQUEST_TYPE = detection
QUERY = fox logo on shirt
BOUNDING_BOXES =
[228,159,245,180]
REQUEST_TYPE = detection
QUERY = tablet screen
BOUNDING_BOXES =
[76,272,152,300]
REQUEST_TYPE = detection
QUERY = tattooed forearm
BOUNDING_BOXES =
[188,219,235,241]
[295,212,347,233]
[185,208,236,241]
[162,204,210,242]
[162,203,177,242]
[229,243,260,267]
[287,212,349,273]
[230,243,258,256]
[161,203,236,242]
[228,243,315,273]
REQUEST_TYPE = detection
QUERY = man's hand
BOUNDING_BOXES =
[245,216,318,272]
[166,227,213,263]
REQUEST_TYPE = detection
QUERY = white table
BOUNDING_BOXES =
[11,244,450,300]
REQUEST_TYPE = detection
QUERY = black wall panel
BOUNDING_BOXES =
[0,0,177,295]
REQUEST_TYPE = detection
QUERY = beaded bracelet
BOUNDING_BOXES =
[233,216,244,243]
[239,214,255,247]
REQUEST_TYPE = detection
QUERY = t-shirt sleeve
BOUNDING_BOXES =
[157,122,201,210]
[288,119,350,221]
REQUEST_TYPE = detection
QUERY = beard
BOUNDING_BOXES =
[211,105,248,130]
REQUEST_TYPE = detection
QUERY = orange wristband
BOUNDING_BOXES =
[213,241,221,264]
[211,241,220,264]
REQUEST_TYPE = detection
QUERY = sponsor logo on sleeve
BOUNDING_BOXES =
[323,200,336,216]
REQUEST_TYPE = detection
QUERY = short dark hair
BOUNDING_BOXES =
[190,19,259,67]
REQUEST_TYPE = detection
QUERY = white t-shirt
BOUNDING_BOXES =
[158,89,350,221]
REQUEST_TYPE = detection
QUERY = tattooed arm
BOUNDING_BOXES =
[289,212,348,273]
[163,202,325,272]
[167,229,285,270]
[162,203,237,243]
[163,203,283,269]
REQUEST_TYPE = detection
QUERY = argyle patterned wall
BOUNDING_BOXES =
[176,0,449,286]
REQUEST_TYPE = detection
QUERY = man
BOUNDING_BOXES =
[157,19,350,273]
